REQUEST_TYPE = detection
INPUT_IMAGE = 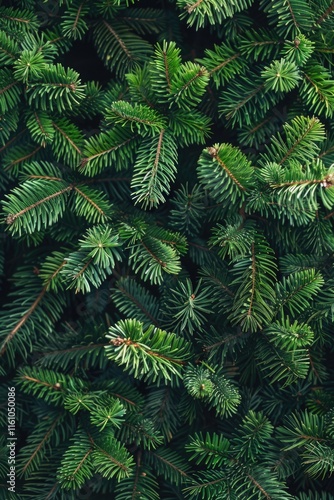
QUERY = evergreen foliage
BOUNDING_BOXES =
[1,0,334,498]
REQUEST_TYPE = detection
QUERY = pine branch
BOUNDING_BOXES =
[105,319,193,384]
[131,130,178,209]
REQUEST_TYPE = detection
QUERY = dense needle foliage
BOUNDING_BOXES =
[1,0,334,498]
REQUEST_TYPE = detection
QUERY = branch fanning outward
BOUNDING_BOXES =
[197,143,255,208]
[105,319,193,385]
